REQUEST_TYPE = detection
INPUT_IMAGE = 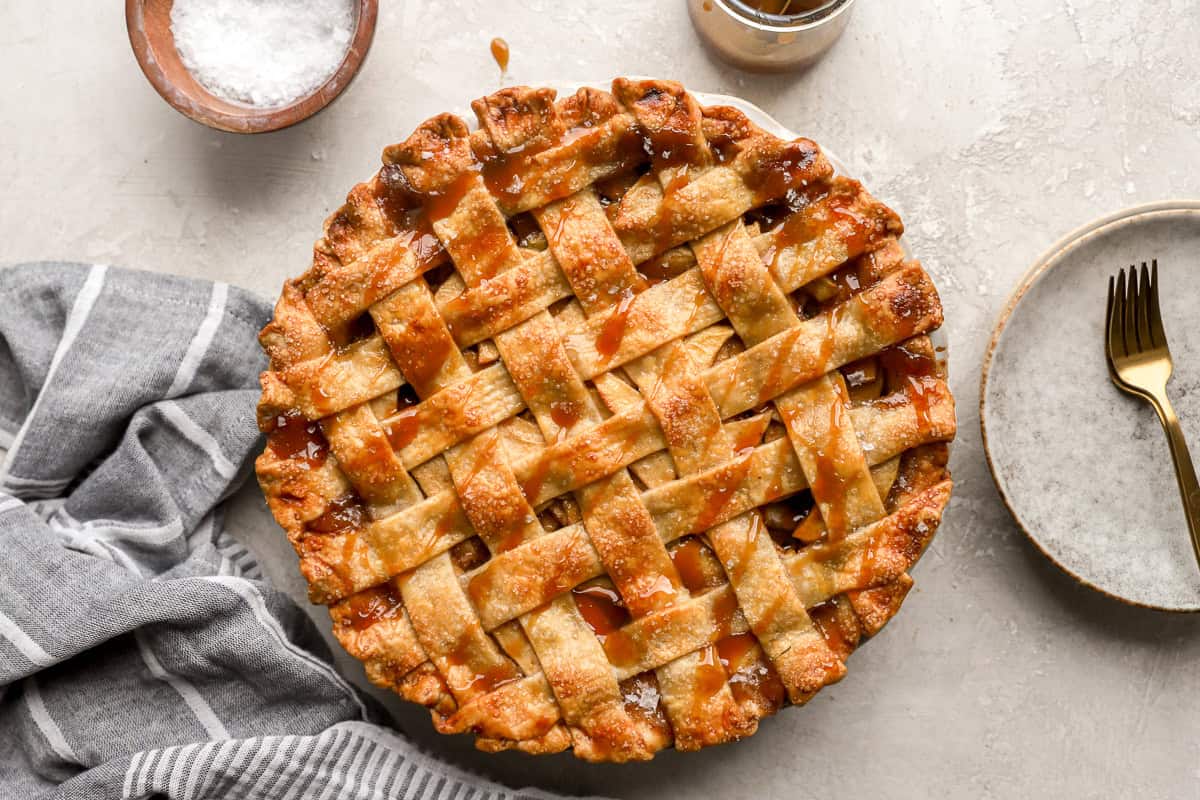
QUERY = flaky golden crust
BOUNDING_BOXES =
[255,78,955,761]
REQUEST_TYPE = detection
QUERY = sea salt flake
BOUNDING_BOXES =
[171,0,356,108]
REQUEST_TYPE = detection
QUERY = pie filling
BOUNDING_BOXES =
[255,78,956,762]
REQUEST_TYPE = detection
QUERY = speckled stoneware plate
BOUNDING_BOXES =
[982,201,1200,611]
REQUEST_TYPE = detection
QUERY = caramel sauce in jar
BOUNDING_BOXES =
[736,0,833,15]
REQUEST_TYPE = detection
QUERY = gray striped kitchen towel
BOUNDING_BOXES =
[0,263,578,800]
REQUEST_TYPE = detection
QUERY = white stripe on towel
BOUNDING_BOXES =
[24,676,79,763]
[134,629,230,741]
[1,264,107,493]
[159,401,238,480]
[167,281,229,398]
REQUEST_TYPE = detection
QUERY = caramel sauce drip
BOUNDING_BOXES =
[743,140,819,205]
[669,537,716,593]
[707,129,740,165]
[489,37,510,72]
[639,119,707,254]
[549,399,581,434]
[404,217,446,267]
[480,121,642,215]
[495,527,527,556]
[715,633,756,670]
[342,584,405,632]
[809,601,854,660]
[878,343,938,431]
[480,147,535,209]
[422,172,479,225]
[444,631,517,696]
[807,400,850,540]
[398,331,454,398]
[595,286,637,359]
[694,645,727,699]
[628,574,681,614]
[757,330,794,407]
[518,456,554,506]
[595,618,643,671]
[828,200,873,258]
[642,122,706,174]
[766,185,879,276]
[374,164,420,232]
[306,492,367,535]
[384,407,422,451]
[727,513,764,585]
[732,420,763,456]
[620,672,668,728]
[418,164,513,296]
[694,452,753,533]
[573,584,631,643]
[651,169,692,256]
[267,409,329,469]
[712,589,739,638]
[465,560,495,609]
[716,633,785,707]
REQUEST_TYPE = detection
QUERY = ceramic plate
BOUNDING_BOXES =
[982,201,1200,611]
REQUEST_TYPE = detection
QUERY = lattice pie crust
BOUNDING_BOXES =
[256,79,955,762]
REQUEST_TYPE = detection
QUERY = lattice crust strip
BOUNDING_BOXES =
[255,78,956,762]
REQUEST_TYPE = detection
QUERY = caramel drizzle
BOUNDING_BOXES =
[306,492,367,535]
[669,537,715,593]
[341,584,405,632]
[807,399,852,540]
[443,630,520,696]
[878,343,939,431]
[489,37,509,73]
[267,409,329,469]
[572,583,630,645]
[595,286,637,360]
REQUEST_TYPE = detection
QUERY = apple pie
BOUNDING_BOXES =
[255,78,956,761]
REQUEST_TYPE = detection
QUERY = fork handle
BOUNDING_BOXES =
[1149,394,1200,572]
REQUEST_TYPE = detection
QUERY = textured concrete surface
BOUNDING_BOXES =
[4,1,1200,797]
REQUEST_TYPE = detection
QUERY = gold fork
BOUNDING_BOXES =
[1106,260,1200,572]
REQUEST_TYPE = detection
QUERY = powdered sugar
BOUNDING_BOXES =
[170,0,356,109]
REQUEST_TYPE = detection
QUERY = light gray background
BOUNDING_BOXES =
[4,2,1200,798]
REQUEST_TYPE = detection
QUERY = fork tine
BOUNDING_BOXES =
[1115,268,1130,356]
[1147,258,1167,349]
[1106,274,1124,363]
[1124,265,1140,353]
[1136,261,1154,350]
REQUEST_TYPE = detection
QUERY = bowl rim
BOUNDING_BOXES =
[125,0,378,134]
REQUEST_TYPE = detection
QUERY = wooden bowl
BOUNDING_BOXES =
[126,0,378,134]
